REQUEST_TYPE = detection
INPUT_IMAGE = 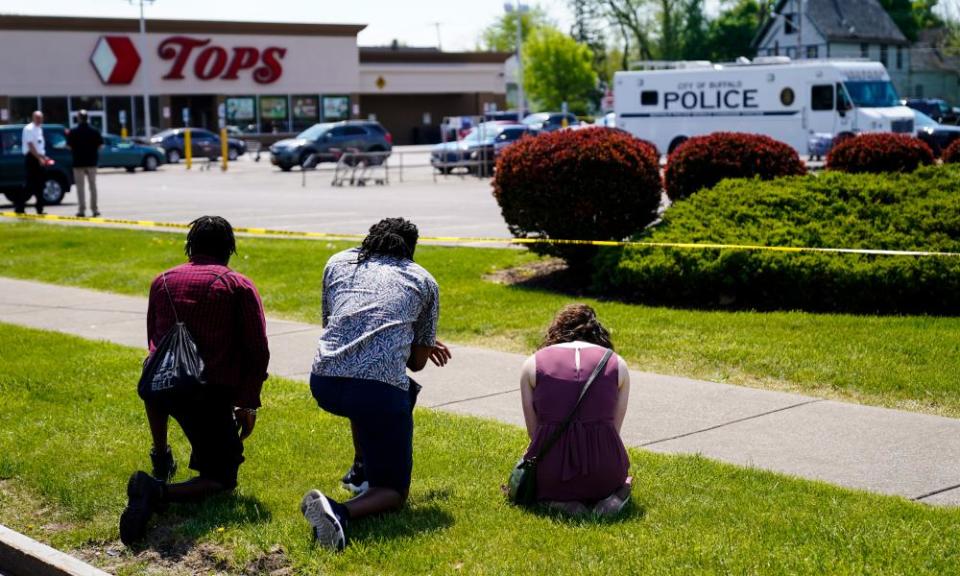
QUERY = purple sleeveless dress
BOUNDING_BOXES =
[524,345,630,503]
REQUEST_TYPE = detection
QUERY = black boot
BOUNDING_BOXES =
[119,471,164,546]
[150,446,177,483]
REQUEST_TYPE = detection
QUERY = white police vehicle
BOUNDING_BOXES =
[614,57,915,154]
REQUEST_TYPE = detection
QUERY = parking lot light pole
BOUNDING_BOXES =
[505,2,530,118]
[130,0,156,138]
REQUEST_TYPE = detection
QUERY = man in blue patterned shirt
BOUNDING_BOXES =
[302,217,451,551]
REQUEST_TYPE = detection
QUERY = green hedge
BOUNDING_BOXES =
[593,165,960,313]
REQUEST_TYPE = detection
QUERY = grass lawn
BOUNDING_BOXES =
[2,221,960,418]
[2,323,959,575]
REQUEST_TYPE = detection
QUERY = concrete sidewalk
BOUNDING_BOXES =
[1,276,958,505]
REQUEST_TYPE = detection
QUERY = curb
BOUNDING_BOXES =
[0,525,109,576]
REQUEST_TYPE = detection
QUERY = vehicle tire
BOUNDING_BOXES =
[438,167,452,175]
[166,149,181,164]
[42,174,66,205]
[228,147,239,161]
[366,146,387,166]
[142,155,159,171]
[125,166,136,173]
[280,163,293,172]
[667,136,688,155]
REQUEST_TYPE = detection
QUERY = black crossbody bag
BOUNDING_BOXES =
[137,271,227,406]
[507,348,614,507]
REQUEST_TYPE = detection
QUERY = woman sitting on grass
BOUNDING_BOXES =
[519,304,632,516]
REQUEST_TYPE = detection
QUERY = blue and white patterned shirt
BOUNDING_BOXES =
[311,248,439,390]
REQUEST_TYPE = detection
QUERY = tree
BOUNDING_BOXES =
[569,0,611,82]
[598,0,656,61]
[479,7,550,52]
[681,0,710,59]
[881,0,919,40]
[657,0,684,59]
[523,27,598,113]
[706,0,763,61]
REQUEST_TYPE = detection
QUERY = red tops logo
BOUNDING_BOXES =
[158,36,286,84]
[91,36,142,84]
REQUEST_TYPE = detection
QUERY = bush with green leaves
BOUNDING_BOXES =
[593,165,960,314]
[493,127,662,270]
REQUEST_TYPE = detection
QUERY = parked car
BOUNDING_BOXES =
[431,123,533,174]
[522,112,579,132]
[99,134,164,172]
[0,124,73,205]
[912,109,960,156]
[148,128,247,163]
[268,120,392,171]
[904,98,957,125]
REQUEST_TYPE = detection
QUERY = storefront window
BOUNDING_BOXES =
[322,96,350,121]
[106,96,134,136]
[260,96,288,133]
[70,96,104,112]
[131,96,160,138]
[9,97,39,124]
[40,96,68,125]
[226,96,257,133]
[292,95,319,130]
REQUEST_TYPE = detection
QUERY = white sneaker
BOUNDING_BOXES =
[300,489,346,551]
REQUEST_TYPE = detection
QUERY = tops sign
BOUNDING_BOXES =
[91,35,287,85]
[158,36,286,84]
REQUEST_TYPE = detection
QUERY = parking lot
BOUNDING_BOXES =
[0,146,512,239]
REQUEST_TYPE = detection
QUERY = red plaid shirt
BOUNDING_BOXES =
[146,257,270,408]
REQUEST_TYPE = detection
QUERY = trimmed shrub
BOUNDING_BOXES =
[942,139,960,164]
[663,132,806,201]
[826,133,934,174]
[492,127,662,269]
[593,165,960,314]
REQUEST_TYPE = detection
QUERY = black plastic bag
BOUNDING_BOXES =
[138,321,205,405]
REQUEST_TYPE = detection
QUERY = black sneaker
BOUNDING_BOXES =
[119,471,164,546]
[341,461,368,495]
[300,489,347,551]
[150,446,177,483]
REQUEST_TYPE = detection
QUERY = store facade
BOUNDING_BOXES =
[0,15,510,143]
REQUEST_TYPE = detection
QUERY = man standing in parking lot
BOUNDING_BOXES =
[67,110,103,218]
[17,110,49,215]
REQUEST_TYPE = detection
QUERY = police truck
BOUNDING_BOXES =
[613,57,915,154]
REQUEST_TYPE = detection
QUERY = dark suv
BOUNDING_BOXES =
[0,124,73,206]
[148,128,247,164]
[269,120,392,171]
[904,98,957,125]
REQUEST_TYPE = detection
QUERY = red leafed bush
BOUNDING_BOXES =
[826,133,934,174]
[663,132,806,201]
[492,127,661,269]
[942,139,960,164]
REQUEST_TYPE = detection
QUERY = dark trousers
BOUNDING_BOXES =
[16,155,45,214]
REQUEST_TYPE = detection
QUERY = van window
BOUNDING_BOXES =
[0,130,22,155]
[641,91,658,106]
[811,85,834,111]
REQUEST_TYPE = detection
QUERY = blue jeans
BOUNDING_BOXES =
[310,375,414,495]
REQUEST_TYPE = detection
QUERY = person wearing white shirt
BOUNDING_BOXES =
[17,110,49,215]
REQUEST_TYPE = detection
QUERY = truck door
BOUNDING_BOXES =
[807,84,837,136]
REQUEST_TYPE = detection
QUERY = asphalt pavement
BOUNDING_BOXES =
[0,146,511,239]
[1,276,958,506]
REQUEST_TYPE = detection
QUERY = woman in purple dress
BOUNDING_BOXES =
[520,304,631,516]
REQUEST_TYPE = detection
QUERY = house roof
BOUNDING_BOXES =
[911,28,960,73]
[754,0,908,47]
[359,47,512,64]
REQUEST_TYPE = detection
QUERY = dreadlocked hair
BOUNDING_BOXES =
[185,215,236,264]
[540,303,614,351]
[356,217,419,263]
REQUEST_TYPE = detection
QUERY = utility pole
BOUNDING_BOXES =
[130,0,156,137]
[432,22,442,50]
[505,2,529,117]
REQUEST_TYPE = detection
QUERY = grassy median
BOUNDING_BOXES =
[1,323,959,575]
[1,221,960,417]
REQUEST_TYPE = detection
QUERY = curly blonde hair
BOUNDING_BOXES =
[540,303,614,350]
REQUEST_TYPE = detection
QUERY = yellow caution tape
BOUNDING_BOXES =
[3,211,959,258]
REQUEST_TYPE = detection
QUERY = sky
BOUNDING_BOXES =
[0,0,575,50]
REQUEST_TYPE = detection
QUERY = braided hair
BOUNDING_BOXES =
[540,304,614,350]
[185,215,236,264]
[356,217,419,263]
